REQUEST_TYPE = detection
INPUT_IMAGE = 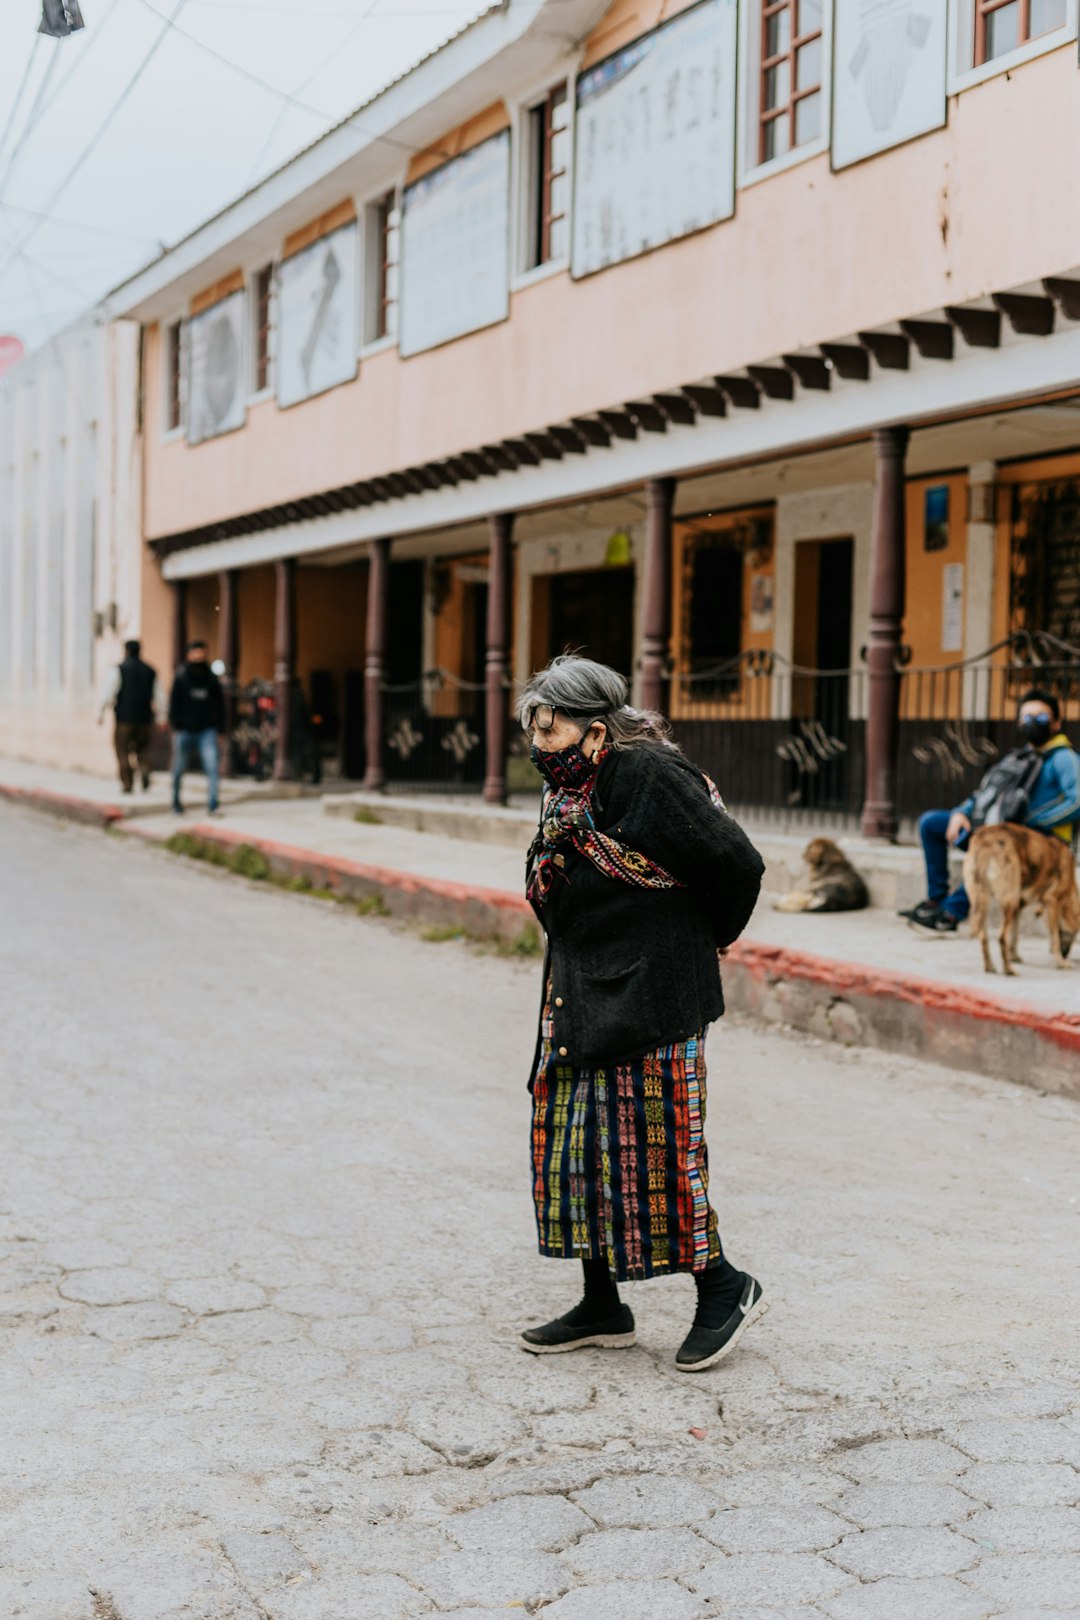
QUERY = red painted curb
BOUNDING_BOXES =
[183,822,534,918]
[0,782,125,827]
[726,938,1080,1055]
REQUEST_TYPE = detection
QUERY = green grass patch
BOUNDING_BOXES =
[353,805,383,825]
[356,892,390,917]
[164,832,269,882]
[421,924,465,944]
[492,923,543,959]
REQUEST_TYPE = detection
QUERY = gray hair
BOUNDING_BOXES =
[517,653,677,750]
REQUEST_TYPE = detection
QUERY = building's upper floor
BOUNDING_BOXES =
[110,0,1080,542]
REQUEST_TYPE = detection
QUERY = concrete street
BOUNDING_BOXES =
[3,805,1080,1620]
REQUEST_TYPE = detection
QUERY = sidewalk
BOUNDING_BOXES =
[2,755,1077,1094]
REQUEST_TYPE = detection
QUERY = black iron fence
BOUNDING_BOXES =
[382,670,486,791]
[672,634,1080,834]
[378,636,1079,825]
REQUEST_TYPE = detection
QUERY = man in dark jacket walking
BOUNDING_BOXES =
[99,639,161,793]
[169,640,225,815]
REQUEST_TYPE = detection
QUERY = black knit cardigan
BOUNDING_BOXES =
[528,742,765,1068]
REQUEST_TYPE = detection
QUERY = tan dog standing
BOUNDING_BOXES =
[774,837,870,913]
[963,823,1080,975]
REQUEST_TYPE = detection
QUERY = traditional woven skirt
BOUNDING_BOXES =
[530,987,723,1282]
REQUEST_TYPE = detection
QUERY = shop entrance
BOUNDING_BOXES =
[790,537,855,811]
[535,566,635,677]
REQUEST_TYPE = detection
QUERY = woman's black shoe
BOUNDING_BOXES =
[520,1302,636,1354]
[675,1274,767,1372]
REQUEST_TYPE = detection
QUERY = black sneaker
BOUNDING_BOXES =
[141,771,151,791]
[908,909,959,936]
[520,1303,636,1355]
[899,899,939,923]
[676,1274,767,1373]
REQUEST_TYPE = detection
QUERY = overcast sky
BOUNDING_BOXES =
[0,0,490,354]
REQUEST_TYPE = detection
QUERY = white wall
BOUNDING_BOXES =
[0,316,142,774]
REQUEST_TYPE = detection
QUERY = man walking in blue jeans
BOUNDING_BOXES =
[903,688,1080,935]
[169,640,225,816]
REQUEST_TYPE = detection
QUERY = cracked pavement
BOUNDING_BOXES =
[3,806,1080,1620]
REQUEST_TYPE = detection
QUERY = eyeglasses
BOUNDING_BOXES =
[522,703,557,735]
[521,703,598,735]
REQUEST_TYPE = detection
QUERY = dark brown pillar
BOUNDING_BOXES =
[861,426,910,841]
[640,476,676,713]
[362,538,390,791]
[483,511,514,806]
[171,578,188,674]
[272,557,297,782]
[219,568,240,777]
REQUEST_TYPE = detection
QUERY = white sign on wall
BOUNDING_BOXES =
[187,290,246,445]
[571,0,738,280]
[832,0,947,171]
[277,222,359,408]
[942,561,964,652]
[399,131,511,358]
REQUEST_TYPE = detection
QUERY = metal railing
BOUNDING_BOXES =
[671,634,1080,834]
[381,669,486,791]
[378,635,1079,823]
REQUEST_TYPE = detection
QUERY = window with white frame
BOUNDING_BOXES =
[252,263,274,394]
[757,0,824,165]
[523,82,570,270]
[953,0,1074,76]
[363,190,399,346]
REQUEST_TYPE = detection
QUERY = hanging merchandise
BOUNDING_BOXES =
[39,1,86,38]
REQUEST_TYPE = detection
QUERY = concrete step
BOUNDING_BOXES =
[325,789,947,914]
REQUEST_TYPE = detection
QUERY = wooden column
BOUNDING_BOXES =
[218,568,240,777]
[362,538,390,791]
[272,557,297,782]
[639,476,676,713]
[171,578,188,674]
[861,426,910,841]
[483,511,514,806]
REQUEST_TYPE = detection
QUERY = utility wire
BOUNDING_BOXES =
[0,35,43,171]
[32,0,126,126]
[0,45,63,207]
[137,0,450,157]
[242,0,382,187]
[0,198,164,246]
[0,0,189,291]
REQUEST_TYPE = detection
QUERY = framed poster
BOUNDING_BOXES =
[187,290,245,445]
[277,222,359,408]
[399,131,511,358]
[832,0,947,171]
[571,0,737,280]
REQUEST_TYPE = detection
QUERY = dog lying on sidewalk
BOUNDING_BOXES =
[773,837,869,913]
[963,823,1080,975]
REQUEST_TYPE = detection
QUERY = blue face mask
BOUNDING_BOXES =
[530,740,596,790]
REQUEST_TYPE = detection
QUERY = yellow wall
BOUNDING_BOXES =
[670,506,774,718]
[903,473,968,667]
[233,564,367,687]
[406,102,511,185]
[582,0,703,69]
[991,449,1080,649]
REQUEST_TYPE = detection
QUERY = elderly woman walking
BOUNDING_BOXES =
[519,654,766,1372]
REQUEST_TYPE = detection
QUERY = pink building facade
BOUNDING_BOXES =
[106,0,1080,828]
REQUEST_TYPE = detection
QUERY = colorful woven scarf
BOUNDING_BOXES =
[526,751,727,905]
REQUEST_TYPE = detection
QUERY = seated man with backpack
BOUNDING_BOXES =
[904,688,1079,935]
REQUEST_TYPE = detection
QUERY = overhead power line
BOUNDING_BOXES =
[137,0,451,158]
[0,0,189,291]
[0,35,44,172]
[0,44,63,207]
